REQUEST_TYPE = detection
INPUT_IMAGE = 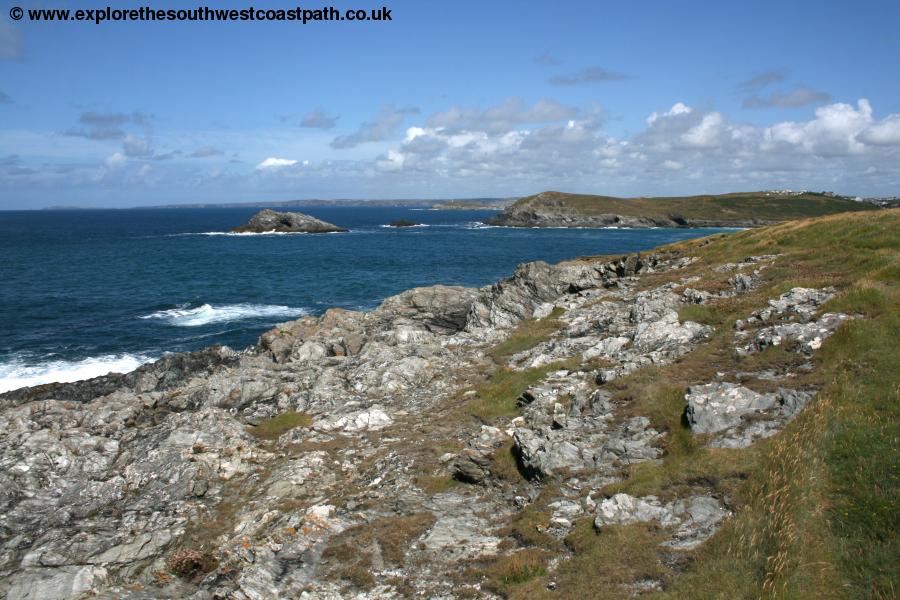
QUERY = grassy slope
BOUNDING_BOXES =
[509,190,877,222]
[479,209,898,599]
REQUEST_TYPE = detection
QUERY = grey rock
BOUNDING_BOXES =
[742,312,853,355]
[685,383,776,434]
[595,493,729,551]
[231,209,347,233]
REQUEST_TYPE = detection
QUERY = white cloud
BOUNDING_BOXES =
[5,97,900,205]
[105,152,126,168]
[662,160,684,170]
[646,102,692,126]
[857,114,900,146]
[763,99,874,155]
[256,157,298,170]
[681,113,725,148]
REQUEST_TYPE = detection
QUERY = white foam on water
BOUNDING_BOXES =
[0,353,154,394]
[140,303,307,327]
[172,230,313,236]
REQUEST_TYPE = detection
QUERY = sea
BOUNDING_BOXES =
[0,206,735,393]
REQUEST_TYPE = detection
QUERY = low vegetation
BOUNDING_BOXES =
[487,307,566,364]
[480,210,898,599]
[323,512,437,586]
[248,410,313,440]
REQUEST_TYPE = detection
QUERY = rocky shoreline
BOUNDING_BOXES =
[0,233,855,599]
[485,201,769,229]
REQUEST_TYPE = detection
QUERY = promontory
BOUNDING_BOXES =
[486,190,877,228]
[231,209,348,233]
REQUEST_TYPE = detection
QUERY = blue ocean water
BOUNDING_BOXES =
[0,206,730,392]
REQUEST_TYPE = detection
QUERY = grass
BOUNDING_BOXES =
[489,438,529,483]
[414,474,461,495]
[464,359,579,422]
[322,512,437,586]
[642,210,900,599]
[488,307,566,363]
[248,410,313,440]
[485,209,899,599]
[480,548,550,595]
[504,485,563,550]
[505,520,669,600]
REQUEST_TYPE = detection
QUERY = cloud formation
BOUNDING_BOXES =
[65,111,151,141]
[299,108,339,130]
[5,97,899,203]
[330,105,419,149]
[740,69,786,91]
[256,157,298,170]
[426,98,581,134]
[744,87,831,109]
[189,146,225,158]
[549,66,627,85]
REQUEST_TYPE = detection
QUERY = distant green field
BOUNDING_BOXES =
[512,191,876,222]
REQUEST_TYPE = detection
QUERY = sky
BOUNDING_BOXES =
[1,0,899,208]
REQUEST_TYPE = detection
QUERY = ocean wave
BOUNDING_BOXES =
[139,303,307,327]
[0,353,154,394]
[378,224,431,228]
[462,221,499,229]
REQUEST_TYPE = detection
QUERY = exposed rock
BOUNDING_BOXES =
[451,426,508,484]
[685,382,818,448]
[231,209,348,233]
[740,313,853,355]
[0,244,844,598]
[685,383,776,434]
[594,493,729,550]
[386,219,421,227]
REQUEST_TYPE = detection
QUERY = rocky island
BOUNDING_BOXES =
[231,209,348,233]
[0,209,896,600]
[387,219,422,227]
[486,190,877,229]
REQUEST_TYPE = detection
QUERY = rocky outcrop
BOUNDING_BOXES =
[486,196,768,229]
[594,493,730,550]
[386,219,421,227]
[231,209,347,233]
[0,248,853,599]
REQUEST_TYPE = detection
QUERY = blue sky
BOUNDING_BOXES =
[1,0,899,208]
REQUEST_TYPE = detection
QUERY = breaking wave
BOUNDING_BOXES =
[140,303,307,327]
[0,353,154,394]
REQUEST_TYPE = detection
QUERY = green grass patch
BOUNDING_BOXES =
[480,548,550,595]
[489,438,528,483]
[640,210,900,599]
[465,359,579,422]
[504,520,669,600]
[414,474,461,495]
[248,411,313,440]
[488,307,566,363]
